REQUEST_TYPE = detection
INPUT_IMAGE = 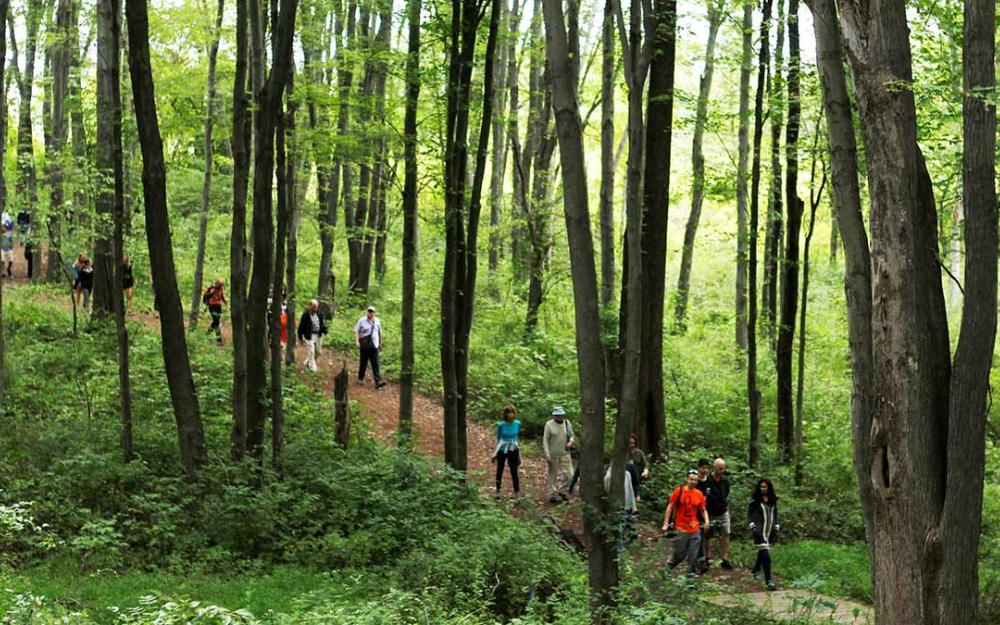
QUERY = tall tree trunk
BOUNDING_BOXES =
[189,0,226,329]
[542,1,616,618]
[45,0,71,286]
[68,0,86,227]
[270,94,289,475]
[948,201,962,303]
[245,0,298,458]
[504,0,523,277]
[775,0,801,464]
[794,110,825,485]
[832,0,997,622]
[734,0,752,352]
[284,76,300,367]
[636,0,676,460]
[14,1,42,281]
[829,208,839,262]
[93,0,122,315]
[399,0,420,443]
[747,0,771,468]
[229,0,251,460]
[673,0,721,331]
[487,0,509,275]
[373,160,388,281]
[523,85,555,336]
[124,0,207,480]
[598,0,615,309]
[346,5,376,293]
[762,0,784,342]
[0,0,7,405]
[442,0,499,470]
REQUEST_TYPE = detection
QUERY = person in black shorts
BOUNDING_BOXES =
[703,458,733,570]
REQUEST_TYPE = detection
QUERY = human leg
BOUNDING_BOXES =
[370,347,383,385]
[567,465,580,494]
[759,548,773,585]
[358,348,370,381]
[556,455,573,499]
[669,533,691,569]
[508,448,520,493]
[306,336,318,371]
[684,531,703,575]
[495,450,508,491]
[547,456,560,501]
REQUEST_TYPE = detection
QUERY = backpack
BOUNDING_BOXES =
[202,287,214,306]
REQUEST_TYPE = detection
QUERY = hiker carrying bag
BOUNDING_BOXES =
[202,288,213,306]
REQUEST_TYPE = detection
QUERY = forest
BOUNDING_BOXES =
[0,0,998,622]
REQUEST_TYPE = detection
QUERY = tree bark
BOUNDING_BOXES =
[189,0,226,329]
[673,0,721,332]
[775,0,801,464]
[747,0,771,468]
[284,77,300,367]
[229,0,251,460]
[13,1,42,281]
[487,0,510,275]
[93,0,122,315]
[0,0,7,405]
[598,0,615,310]
[269,92,289,475]
[44,0,71,287]
[542,1,616,618]
[399,0,420,443]
[734,0,751,352]
[124,0,207,480]
[245,0,298,458]
[334,364,350,447]
[762,0,784,342]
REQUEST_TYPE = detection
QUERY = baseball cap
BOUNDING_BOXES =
[367,306,375,312]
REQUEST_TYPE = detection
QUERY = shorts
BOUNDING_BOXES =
[1,249,12,262]
[708,511,731,535]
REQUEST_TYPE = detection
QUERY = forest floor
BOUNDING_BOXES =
[3,244,873,624]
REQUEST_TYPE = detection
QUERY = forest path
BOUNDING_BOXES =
[3,244,872,622]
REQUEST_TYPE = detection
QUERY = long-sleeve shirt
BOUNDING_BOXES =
[543,418,574,458]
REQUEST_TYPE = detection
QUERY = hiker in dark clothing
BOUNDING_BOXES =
[703,458,734,570]
[74,257,94,310]
[748,477,780,590]
[122,254,135,309]
[297,299,328,372]
[203,278,227,344]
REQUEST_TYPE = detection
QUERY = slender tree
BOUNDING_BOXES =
[487,0,509,275]
[762,0,784,340]
[93,0,121,315]
[0,0,8,406]
[542,1,616,619]
[399,0,420,442]
[598,0,614,309]
[747,0,772,468]
[673,0,721,331]
[734,0,751,351]
[44,0,71,287]
[124,0,207,479]
[12,0,43,281]
[189,0,226,329]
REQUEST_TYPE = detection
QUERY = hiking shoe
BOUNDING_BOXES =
[721,559,734,570]
[766,581,777,591]
[666,560,679,571]
[375,380,387,389]
[751,570,759,580]
[559,492,569,502]
[548,497,560,504]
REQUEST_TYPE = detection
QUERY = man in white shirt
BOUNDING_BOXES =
[543,406,575,503]
[354,306,385,388]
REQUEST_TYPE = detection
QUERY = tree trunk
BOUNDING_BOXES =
[829,207,839,263]
[373,161,388,282]
[747,0,771,468]
[762,0,785,345]
[523,86,555,336]
[334,364,350,447]
[399,0,420,443]
[832,0,998,622]
[284,78,300,367]
[504,0,523,277]
[229,0,251,461]
[270,94,289,475]
[673,1,721,332]
[487,0,509,275]
[245,0,298,458]
[542,1,616,618]
[45,0,71,287]
[794,110,825,485]
[124,0,207,480]
[636,0,676,460]
[734,0,751,352]
[346,6,377,293]
[598,0,615,310]
[948,201,962,304]
[189,0,226,330]
[93,0,122,315]
[13,1,41,282]
[68,0,87,227]
[0,0,7,405]
[775,0,801,464]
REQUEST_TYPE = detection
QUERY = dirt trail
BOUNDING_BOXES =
[4,244,872,622]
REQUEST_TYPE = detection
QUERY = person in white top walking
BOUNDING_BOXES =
[543,406,575,503]
[354,306,386,388]
[297,299,328,372]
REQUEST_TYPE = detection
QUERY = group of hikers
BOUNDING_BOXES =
[494,405,781,589]
[200,277,386,386]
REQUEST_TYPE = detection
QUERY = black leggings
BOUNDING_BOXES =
[495,448,520,493]
[752,548,772,582]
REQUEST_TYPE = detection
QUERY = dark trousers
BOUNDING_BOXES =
[208,305,223,341]
[567,465,580,493]
[752,548,772,582]
[24,246,33,279]
[359,346,382,382]
[495,448,520,492]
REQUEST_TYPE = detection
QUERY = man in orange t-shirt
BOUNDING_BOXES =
[662,469,709,577]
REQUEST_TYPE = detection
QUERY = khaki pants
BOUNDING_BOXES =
[305,334,319,371]
[547,454,573,499]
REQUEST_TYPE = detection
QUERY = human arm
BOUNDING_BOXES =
[662,502,675,532]
[354,318,361,347]
[565,421,575,449]
[543,422,551,460]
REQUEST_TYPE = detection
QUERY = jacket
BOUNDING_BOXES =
[297,310,328,342]
[747,499,779,548]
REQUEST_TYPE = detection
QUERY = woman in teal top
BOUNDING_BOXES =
[493,405,521,495]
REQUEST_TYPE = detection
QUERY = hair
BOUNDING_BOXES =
[502,404,517,419]
[215,278,224,286]
[750,478,779,505]
[698,457,711,468]
[627,433,638,446]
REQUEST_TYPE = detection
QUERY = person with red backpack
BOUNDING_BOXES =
[203,278,227,344]
[662,468,710,578]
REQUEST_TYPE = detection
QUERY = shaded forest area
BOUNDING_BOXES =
[0,0,999,622]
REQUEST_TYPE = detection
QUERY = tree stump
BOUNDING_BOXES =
[334,363,350,448]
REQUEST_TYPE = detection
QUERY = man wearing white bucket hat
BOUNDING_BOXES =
[543,405,575,503]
